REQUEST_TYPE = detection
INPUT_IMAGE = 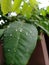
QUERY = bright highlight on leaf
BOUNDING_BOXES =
[1,0,12,15]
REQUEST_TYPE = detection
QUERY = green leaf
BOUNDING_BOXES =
[30,0,37,7]
[0,0,1,4]
[22,3,32,18]
[16,8,21,14]
[12,0,22,12]
[40,9,46,16]
[4,21,38,65]
[0,29,4,37]
[35,21,49,35]
[1,0,12,15]
[47,6,49,14]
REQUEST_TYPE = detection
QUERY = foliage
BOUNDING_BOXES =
[46,6,49,14]
[12,0,22,12]
[4,21,38,65]
[1,0,37,16]
[1,0,12,15]
[21,2,32,18]
[0,0,49,65]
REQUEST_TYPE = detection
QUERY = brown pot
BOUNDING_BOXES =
[0,33,49,65]
[27,33,49,65]
[0,41,4,65]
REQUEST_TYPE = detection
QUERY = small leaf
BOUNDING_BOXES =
[35,21,49,35]
[30,0,37,7]
[40,9,46,16]
[22,3,32,18]
[4,21,38,65]
[16,8,21,14]
[1,0,12,15]
[12,0,22,12]
[47,6,49,14]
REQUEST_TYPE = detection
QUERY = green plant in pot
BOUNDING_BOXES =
[0,0,49,65]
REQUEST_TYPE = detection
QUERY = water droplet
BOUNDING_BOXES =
[20,29,23,32]
[8,25,10,28]
[16,29,17,32]
[5,20,7,22]
[10,34,12,36]
[18,37,19,40]
[26,32,28,35]
[30,31,32,34]
[8,49,10,52]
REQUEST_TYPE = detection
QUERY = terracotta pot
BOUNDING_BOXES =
[0,33,49,65]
